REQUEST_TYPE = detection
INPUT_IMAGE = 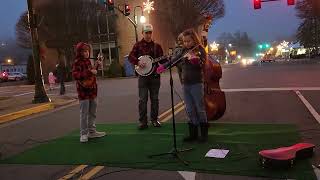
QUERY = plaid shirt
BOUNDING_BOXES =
[72,58,97,100]
[129,39,164,69]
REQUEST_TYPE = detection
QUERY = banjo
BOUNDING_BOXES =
[135,55,168,76]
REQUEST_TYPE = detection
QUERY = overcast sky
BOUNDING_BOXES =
[208,0,301,43]
[0,0,301,43]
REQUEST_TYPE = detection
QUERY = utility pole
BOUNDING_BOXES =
[27,0,50,103]
[96,11,105,77]
[106,10,113,64]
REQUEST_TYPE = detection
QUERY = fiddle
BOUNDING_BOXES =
[79,55,103,88]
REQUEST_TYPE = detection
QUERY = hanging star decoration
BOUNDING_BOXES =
[280,41,289,48]
[210,42,219,51]
[143,0,154,14]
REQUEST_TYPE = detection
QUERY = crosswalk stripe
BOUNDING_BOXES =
[78,166,104,180]
[295,91,320,124]
[158,101,184,119]
[160,105,185,123]
[57,165,88,180]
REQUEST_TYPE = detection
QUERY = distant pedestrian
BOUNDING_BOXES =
[48,72,56,90]
[55,63,66,95]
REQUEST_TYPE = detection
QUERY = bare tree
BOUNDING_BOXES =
[16,0,109,80]
[15,11,31,49]
[296,0,320,48]
[152,0,224,37]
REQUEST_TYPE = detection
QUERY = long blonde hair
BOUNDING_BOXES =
[176,33,184,47]
[182,29,203,48]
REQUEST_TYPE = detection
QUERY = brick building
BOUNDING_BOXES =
[39,0,185,80]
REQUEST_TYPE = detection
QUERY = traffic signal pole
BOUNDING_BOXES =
[126,17,138,42]
[115,4,138,42]
[98,1,138,41]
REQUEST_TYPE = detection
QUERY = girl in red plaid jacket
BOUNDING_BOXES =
[72,42,106,143]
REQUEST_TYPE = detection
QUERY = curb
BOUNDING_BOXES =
[0,99,77,124]
[0,103,54,124]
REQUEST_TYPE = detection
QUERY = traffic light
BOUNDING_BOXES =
[287,0,295,6]
[106,0,114,11]
[253,0,261,9]
[124,4,130,16]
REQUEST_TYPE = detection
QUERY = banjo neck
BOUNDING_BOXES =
[152,56,167,64]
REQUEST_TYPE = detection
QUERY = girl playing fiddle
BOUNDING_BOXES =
[157,29,208,143]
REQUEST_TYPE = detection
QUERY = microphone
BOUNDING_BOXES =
[162,48,185,69]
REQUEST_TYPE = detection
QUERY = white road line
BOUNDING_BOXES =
[13,92,34,97]
[295,91,320,124]
[8,87,320,97]
[224,87,320,92]
[178,171,196,180]
[312,165,320,180]
[12,85,73,97]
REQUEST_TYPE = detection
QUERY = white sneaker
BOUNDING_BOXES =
[80,134,88,143]
[88,131,106,139]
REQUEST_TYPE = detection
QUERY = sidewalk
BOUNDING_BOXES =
[0,93,78,124]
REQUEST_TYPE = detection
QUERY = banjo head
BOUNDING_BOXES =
[135,55,154,76]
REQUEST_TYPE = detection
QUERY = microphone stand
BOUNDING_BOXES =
[148,52,193,166]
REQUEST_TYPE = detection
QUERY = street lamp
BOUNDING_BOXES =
[140,15,146,24]
[228,44,232,48]
[7,59,12,64]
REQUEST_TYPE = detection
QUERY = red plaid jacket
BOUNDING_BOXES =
[129,39,164,66]
[72,58,97,100]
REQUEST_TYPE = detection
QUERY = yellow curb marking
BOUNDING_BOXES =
[0,103,54,124]
[57,165,88,180]
[79,166,104,180]
[158,101,184,119]
[160,105,185,123]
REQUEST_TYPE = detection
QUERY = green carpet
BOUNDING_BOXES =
[1,123,316,179]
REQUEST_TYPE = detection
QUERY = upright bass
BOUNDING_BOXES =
[202,54,226,121]
[200,16,226,120]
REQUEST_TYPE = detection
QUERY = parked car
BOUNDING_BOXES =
[261,54,275,62]
[7,72,26,81]
[0,71,8,82]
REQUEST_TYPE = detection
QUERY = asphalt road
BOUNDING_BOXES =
[0,60,320,180]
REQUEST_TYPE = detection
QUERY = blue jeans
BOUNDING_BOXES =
[79,99,97,135]
[183,83,207,125]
